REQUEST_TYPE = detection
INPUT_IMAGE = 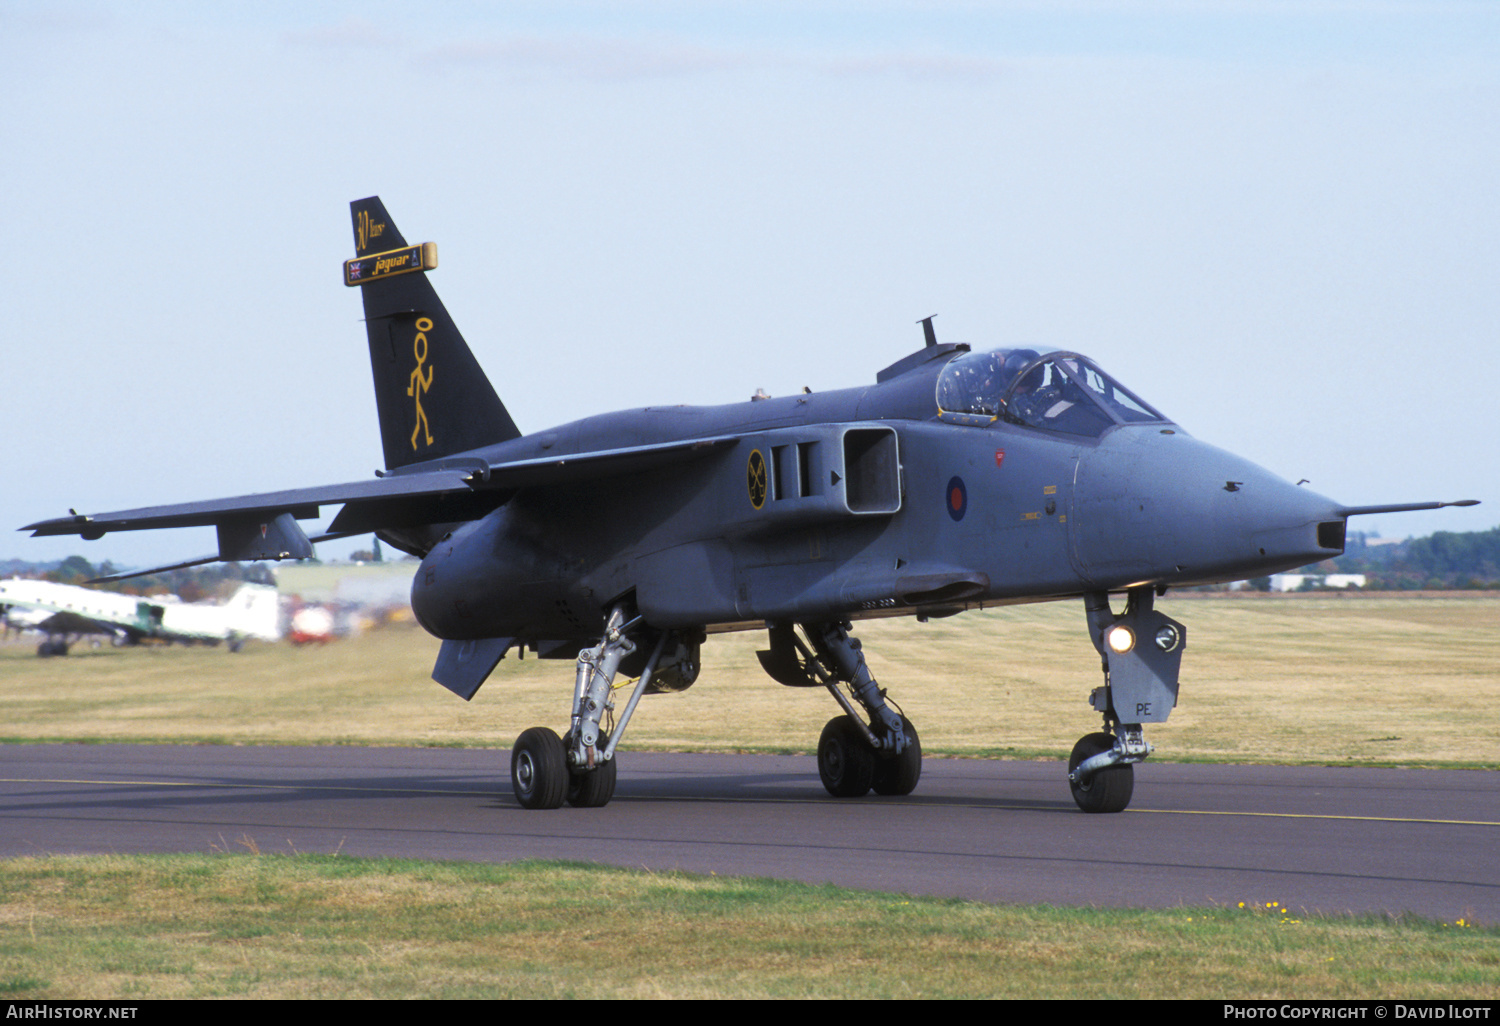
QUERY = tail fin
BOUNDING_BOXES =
[223,584,281,642]
[347,196,521,470]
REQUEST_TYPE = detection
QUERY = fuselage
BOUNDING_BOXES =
[409,347,1346,647]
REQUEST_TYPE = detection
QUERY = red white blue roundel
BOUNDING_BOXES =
[946,476,967,521]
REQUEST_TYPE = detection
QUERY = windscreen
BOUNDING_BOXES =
[936,349,1167,437]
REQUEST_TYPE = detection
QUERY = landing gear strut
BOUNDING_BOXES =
[509,607,687,810]
[760,621,921,798]
[1067,588,1186,814]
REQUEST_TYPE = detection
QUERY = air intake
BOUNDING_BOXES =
[1317,520,1347,552]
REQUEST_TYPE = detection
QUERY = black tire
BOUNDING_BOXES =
[818,716,876,798]
[511,727,568,809]
[566,733,618,808]
[1068,732,1134,814]
[872,716,922,796]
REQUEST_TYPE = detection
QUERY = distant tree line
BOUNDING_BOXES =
[24,556,276,603]
[1321,526,1500,590]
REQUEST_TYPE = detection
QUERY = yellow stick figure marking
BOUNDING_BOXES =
[408,317,435,449]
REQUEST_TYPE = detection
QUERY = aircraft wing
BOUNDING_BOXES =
[470,435,739,488]
[29,610,133,639]
[23,436,740,544]
[325,434,740,535]
[23,471,480,539]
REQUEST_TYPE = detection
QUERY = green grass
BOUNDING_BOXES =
[1,854,1494,999]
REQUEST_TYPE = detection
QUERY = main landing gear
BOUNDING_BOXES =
[1065,588,1186,814]
[759,621,921,798]
[509,607,697,810]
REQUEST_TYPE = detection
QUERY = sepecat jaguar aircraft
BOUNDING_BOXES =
[25,197,1477,812]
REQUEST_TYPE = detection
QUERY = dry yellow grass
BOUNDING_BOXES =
[2,593,1496,766]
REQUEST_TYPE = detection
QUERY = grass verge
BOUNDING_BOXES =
[3,594,1496,767]
[1,854,1495,999]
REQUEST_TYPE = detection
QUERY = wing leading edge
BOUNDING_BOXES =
[23,436,740,553]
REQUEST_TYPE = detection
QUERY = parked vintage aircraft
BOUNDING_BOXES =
[0,578,280,655]
[24,198,1476,811]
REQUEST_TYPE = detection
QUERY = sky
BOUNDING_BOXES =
[4,1,1497,570]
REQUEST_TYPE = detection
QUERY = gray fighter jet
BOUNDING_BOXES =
[25,197,1476,813]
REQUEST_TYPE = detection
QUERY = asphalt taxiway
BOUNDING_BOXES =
[1,744,1495,923]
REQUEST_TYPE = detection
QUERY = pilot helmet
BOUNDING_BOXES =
[1003,349,1039,378]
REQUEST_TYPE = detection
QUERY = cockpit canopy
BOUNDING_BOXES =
[935,348,1167,437]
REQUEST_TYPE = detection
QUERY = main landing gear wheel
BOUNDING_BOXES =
[872,716,921,796]
[511,727,568,810]
[565,732,618,808]
[1068,732,1134,814]
[818,715,876,797]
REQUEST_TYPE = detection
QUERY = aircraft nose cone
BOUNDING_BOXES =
[1070,429,1344,588]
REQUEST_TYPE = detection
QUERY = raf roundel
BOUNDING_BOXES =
[946,475,967,521]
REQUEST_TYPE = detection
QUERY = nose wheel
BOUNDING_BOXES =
[1067,731,1134,814]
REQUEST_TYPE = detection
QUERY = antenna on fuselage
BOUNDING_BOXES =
[919,314,938,348]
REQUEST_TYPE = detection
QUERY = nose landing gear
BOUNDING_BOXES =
[1069,588,1184,813]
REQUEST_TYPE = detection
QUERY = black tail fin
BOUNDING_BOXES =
[347,196,521,470]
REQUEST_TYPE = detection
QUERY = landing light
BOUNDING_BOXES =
[1106,625,1135,654]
